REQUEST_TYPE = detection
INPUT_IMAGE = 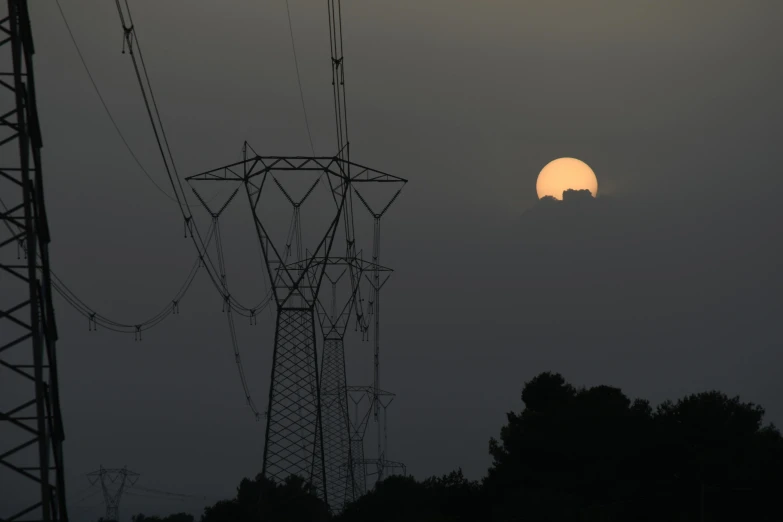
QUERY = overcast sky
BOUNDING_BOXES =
[7,0,783,519]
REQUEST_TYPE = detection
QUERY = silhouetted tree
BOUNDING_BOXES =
[138,372,783,522]
[132,514,193,522]
[200,499,241,522]
[132,515,160,522]
[421,469,484,521]
[200,474,328,522]
[484,372,783,521]
[337,471,484,522]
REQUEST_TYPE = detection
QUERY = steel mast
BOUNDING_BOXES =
[0,2,68,521]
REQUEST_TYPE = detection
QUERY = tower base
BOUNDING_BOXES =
[262,309,326,502]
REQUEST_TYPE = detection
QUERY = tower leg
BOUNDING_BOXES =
[262,309,327,503]
[1,2,67,521]
[320,338,355,511]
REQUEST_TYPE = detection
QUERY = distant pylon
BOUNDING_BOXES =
[0,2,68,521]
[347,386,405,491]
[87,466,139,522]
[305,257,392,511]
[347,182,407,490]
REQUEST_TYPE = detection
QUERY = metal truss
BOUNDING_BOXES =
[86,467,139,522]
[344,174,407,492]
[264,308,325,496]
[319,337,352,510]
[0,2,68,521]
[371,458,406,481]
[346,386,404,493]
[186,1,408,507]
[188,151,338,503]
[301,257,391,511]
[187,151,391,498]
[187,150,404,507]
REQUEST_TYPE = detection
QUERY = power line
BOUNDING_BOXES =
[284,0,316,155]
[50,257,200,337]
[57,0,272,413]
[54,0,175,203]
[126,485,206,500]
[108,3,271,418]
[3,194,265,349]
[4,192,264,337]
[112,1,261,316]
[74,488,103,505]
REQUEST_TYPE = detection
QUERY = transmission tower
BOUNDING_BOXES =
[345,183,406,490]
[187,151,404,505]
[291,256,392,510]
[369,392,407,483]
[87,466,139,522]
[319,0,408,499]
[188,0,407,507]
[346,385,402,495]
[0,2,68,521]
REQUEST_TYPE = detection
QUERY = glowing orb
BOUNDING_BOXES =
[536,158,598,200]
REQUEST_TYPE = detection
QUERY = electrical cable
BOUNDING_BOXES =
[284,0,316,155]
[215,217,262,419]
[2,194,207,335]
[112,0,272,319]
[126,485,206,500]
[72,487,102,505]
[104,1,394,425]
[54,0,174,203]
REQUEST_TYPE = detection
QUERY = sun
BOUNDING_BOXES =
[536,158,598,200]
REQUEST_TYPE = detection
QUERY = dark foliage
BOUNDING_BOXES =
[200,474,329,522]
[485,372,783,521]
[127,372,783,522]
[335,469,483,522]
[132,513,193,522]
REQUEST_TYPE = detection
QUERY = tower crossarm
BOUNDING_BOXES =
[284,256,392,340]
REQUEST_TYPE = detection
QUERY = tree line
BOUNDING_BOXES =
[116,372,783,521]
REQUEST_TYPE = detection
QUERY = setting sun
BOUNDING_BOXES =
[536,157,598,200]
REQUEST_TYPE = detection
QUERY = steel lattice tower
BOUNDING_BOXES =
[86,467,139,522]
[188,153,405,506]
[346,386,397,495]
[302,257,391,510]
[345,184,407,490]
[319,336,352,506]
[0,2,68,521]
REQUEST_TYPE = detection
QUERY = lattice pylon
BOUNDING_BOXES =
[350,438,367,497]
[346,386,374,496]
[187,153,405,507]
[86,466,139,522]
[319,338,354,510]
[263,309,326,498]
[0,2,68,521]
[309,257,391,510]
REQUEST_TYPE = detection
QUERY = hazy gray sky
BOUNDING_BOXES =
[9,0,783,519]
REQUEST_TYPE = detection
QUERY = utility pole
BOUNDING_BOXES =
[0,2,68,521]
